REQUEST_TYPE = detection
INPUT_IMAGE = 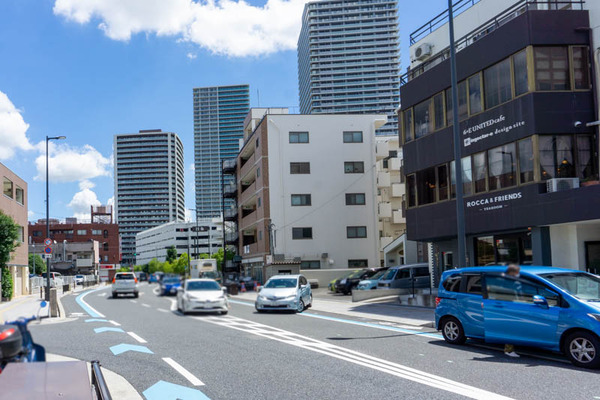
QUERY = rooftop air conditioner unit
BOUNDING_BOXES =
[414,43,432,61]
[546,177,579,193]
[321,253,328,259]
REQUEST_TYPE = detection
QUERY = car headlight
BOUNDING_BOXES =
[258,295,267,301]
[588,313,600,322]
[284,295,296,301]
[340,279,347,284]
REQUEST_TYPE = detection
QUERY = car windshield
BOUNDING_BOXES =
[163,278,180,284]
[382,269,397,280]
[369,270,386,280]
[187,281,220,291]
[264,278,297,288]
[116,274,135,280]
[348,270,366,279]
[541,272,600,301]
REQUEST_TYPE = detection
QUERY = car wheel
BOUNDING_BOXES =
[220,310,228,315]
[296,299,305,313]
[112,292,117,299]
[441,316,466,345]
[565,331,600,369]
[307,294,313,308]
[134,292,139,298]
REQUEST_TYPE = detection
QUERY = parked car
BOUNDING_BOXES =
[159,276,182,296]
[356,268,389,290]
[148,273,159,283]
[334,268,385,295]
[111,272,138,298]
[377,263,430,290]
[135,271,148,282]
[73,275,84,285]
[435,266,600,369]
[41,272,64,288]
[176,279,228,315]
[329,270,358,292]
[255,275,312,313]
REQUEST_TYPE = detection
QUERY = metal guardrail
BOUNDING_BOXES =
[91,360,112,400]
[410,0,481,44]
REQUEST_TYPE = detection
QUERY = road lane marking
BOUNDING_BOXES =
[85,318,108,323]
[76,288,107,318]
[97,293,107,297]
[195,315,513,400]
[109,320,121,326]
[110,344,153,356]
[142,303,151,308]
[130,300,138,304]
[162,358,205,386]
[127,332,148,343]
[228,299,441,339]
[94,327,125,334]
[143,381,210,400]
[157,308,169,313]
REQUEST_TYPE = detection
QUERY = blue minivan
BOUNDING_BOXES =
[435,266,600,368]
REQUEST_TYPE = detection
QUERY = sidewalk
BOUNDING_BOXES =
[232,289,435,328]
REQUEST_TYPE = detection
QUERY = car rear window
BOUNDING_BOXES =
[442,275,461,292]
[116,274,135,280]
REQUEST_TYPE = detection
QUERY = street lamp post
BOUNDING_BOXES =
[189,209,200,259]
[46,135,66,302]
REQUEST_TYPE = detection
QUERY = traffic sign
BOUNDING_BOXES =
[44,254,52,259]
[44,238,52,246]
[44,246,52,254]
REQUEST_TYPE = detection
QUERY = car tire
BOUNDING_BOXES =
[134,292,139,298]
[441,316,466,345]
[112,292,117,299]
[220,310,228,315]
[564,331,600,369]
[296,299,305,313]
[307,295,313,308]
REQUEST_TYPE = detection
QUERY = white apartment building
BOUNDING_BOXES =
[236,109,387,280]
[136,220,223,265]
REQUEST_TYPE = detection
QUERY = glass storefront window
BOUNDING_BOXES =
[535,47,569,90]
[437,164,449,201]
[433,93,445,130]
[488,143,517,190]
[468,74,483,115]
[403,109,413,143]
[539,135,575,180]
[473,152,487,193]
[414,98,433,139]
[577,135,596,180]
[572,46,590,90]
[484,58,512,109]
[446,81,468,125]
[416,167,436,205]
[518,137,534,184]
[475,236,495,265]
[513,49,529,96]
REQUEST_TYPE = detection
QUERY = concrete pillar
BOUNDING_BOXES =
[532,227,552,266]
[49,288,58,317]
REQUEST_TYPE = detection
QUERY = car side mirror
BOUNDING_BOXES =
[533,295,548,309]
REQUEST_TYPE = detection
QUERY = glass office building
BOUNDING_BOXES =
[297,0,400,135]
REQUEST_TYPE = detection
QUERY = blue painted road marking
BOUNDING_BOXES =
[143,381,211,400]
[76,288,107,318]
[110,344,154,356]
[94,327,125,334]
[85,318,108,323]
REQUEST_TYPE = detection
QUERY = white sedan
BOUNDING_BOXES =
[176,279,229,315]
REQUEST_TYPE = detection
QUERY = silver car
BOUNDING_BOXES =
[255,274,312,313]
[177,279,229,315]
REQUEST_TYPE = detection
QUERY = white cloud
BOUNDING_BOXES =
[189,163,195,172]
[186,52,197,60]
[185,208,192,222]
[68,183,102,221]
[53,0,309,57]
[34,143,111,182]
[0,91,34,160]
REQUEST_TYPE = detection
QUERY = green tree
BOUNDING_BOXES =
[166,245,177,263]
[133,265,142,272]
[173,253,189,276]
[147,258,160,274]
[213,248,235,271]
[161,261,173,274]
[0,211,20,300]
[28,254,46,275]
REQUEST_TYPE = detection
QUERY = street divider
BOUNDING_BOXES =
[352,289,402,302]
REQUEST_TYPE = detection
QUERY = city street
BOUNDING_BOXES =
[28,284,599,400]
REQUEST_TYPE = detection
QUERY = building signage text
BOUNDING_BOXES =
[466,191,522,211]
[463,114,525,147]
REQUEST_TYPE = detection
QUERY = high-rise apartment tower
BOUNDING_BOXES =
[193,85,250,218]
[114,129,185,265]
[297,0,400,135]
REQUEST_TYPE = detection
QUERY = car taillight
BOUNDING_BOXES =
[134,277,138,283]
[435,297,441,307]
[0,327,16,341]
[112,277,115,283]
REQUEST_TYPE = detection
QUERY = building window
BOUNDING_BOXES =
[539,135,575,180]
[468,73,483,114]
[18,226,24,243]
[289,131,309,143]
[513,49,529,96]
[292,227,313,240]
[572,46,590,90]
[437,165,449,201]
[344,161,364,174]
[348,259,368,268]
[290,162,310,174]
[403,109,413,142]
[535,47,569,91]
[256,138,259,147]
[77,230,87,235]
[33,231,42,237]
[414,98,433,138]
[577,135,596,180]
[488,143,517,190]
[445,81,467,125]
[416,167,436,205]
[92,230,102,235]
[407,175,417,207]
[3,177,13,198]
[258,230,262,241]
[433,92,445,130]
[484,58,512,109]
[451,157,473,197]
[258,197,262,207]
[103,243,109,251]
[301,260,320,269]
[103,230,108,238]
[291,194,311,206]
[347,226,367,239]
[343,131,363,143]
[256,167,260,178]
[473,152,487,193]
[518,137,534,183]
[345,193,365,205]
[15,186,24,205]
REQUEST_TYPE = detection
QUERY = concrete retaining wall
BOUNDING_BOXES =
[300,269,354,288]
[352,289,401,302]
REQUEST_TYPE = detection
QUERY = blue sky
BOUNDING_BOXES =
[0,0,449,226]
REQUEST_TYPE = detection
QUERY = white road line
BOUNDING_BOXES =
[162,357,204,386]
[169,299,177,311]
[130,300,137,304]
[97,293,107,297]
[195,316,513,400]
[109,320,121,326]
[142,303,151,308]
[76,288,107,318]
[127,332,148,344]
[157,308,169,313]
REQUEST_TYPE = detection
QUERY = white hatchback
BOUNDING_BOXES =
[177,279,228,315]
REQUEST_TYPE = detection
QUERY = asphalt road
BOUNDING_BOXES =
[30,283,600,400]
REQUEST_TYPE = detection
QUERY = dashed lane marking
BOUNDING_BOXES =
[109,320,121,326]
[127,331,148,343]
[162,357,205,386]
[157,308,169,313]
[142,303,151,308]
